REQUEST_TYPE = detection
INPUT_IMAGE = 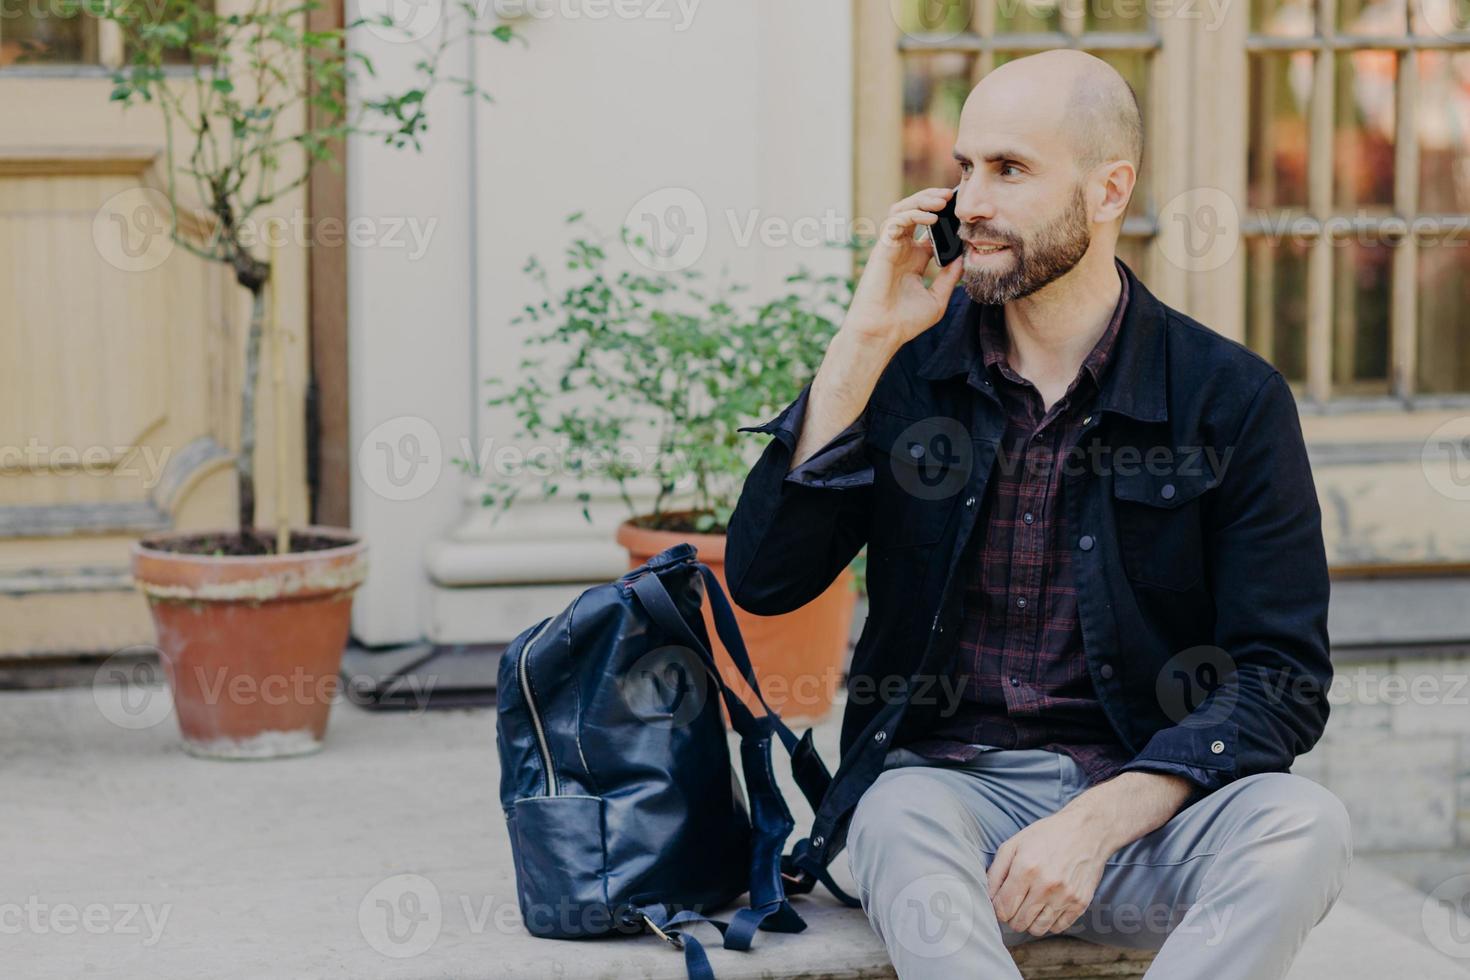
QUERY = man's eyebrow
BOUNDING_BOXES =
[953,147,1037,166]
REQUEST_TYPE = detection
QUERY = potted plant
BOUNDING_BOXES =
[92,0,514,757]
[473,217,861,721]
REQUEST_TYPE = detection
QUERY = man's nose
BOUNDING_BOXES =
[954,180,994,225]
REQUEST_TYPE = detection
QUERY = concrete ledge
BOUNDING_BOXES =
[6,686,1468,979]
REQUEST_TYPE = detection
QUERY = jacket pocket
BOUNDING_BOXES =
[864,411,969,549]
[1111,471,1212,592]
[509,795,610,938]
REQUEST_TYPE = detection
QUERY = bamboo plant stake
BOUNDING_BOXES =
[269,231,290,555]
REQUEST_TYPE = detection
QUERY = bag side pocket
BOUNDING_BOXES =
[509,794,612,939]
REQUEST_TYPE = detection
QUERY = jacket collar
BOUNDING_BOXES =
[916,257,1168,423]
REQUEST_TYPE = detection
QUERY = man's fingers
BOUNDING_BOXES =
[986,843,1014,899]
[878,209,940,247]
[888,186,954,217]
[928,254,964,301]
[1026,904,1064,937]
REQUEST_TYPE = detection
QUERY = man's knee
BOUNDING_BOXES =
[848,768,981,891]
[1229,773,1353,900]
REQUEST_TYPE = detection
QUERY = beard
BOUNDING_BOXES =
[959,184,1092,305]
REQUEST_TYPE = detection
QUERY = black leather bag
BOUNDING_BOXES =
[496,542,856,977]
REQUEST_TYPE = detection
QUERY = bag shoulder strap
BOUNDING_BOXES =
[630,563,859,947]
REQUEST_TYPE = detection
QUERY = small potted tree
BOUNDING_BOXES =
[97,0,515,757]
[474,217,861,721]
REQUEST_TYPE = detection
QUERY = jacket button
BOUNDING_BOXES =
[909,443,925,460]
[1210,740,1225,754]
[1099,663,1115,680]
[874,730,888,744]
[1161,483,1177,500]
[965,496,976,508]
[1082,415,1093,426]
[811,835,824,849]
[1078,535,1095,551]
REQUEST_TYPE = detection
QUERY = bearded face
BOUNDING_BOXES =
[958,182,1092,305]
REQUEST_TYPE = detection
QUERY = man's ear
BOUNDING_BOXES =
[1090,159,1137,225]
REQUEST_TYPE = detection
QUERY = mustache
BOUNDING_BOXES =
[959,224,1022,248]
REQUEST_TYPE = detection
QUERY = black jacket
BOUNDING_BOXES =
[725,260,1332,871]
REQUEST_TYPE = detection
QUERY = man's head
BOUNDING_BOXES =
[952,50,1142,305]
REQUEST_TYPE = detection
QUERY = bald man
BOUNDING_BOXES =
[726,51,1348,979]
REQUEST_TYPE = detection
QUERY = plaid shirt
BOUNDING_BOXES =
[904,266,1134,785]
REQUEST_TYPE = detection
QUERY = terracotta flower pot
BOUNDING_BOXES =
[616,517,856,723]
[129,526,369,760]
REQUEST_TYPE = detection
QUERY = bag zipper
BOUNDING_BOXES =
[518,617,559,796]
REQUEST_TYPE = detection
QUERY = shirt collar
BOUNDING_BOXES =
[918,257,1166,423]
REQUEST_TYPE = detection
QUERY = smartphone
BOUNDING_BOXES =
[929,191,964,266]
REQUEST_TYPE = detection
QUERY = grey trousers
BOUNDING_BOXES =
[846,745,1353,980]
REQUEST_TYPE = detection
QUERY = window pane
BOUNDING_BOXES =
[903,54,973,196]
[894,0,976,39]
[1085,0,1149,33]
[1248,52,1313,210]
[1252,0,1316,35]
[1332,241,1392,391]
[1340,0,1408,34]
[1246,236,1311,383]
[1334,51,1397,211]
[1418,50,1470,213]
[1,7,88,66]
[996,0,1060,34]
[1417,239,1470,394]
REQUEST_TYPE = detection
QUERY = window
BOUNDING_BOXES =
[1,0,215,69]
[862,0,1470,403]
[889,0,1162,280]
[1245,0,1470,401]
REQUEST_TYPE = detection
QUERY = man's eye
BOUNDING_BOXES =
[959,162,973,176]
[1000,164,1022,177]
